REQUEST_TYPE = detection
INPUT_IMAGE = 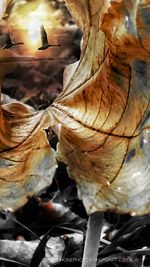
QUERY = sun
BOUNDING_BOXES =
[27,4,46,45]
[7,0,62,51]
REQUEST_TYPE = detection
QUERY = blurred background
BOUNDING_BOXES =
[0,0,82,108]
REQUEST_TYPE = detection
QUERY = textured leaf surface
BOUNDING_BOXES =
[0,0,7,19]
[0,51,57,210]
[51,0,150,215]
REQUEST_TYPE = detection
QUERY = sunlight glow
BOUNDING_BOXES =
[28,20,41,44]
[8,0,62,51]
[27,16,41,44]
[27,4,47,45]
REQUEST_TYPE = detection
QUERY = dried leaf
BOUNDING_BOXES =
[0,233,83,266]
[0,51,57,210]
[0,0,7,19]
[50,0,150,215]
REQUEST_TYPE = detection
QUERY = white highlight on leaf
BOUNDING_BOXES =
[0,0,7,19]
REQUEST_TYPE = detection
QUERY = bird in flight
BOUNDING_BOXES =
[38,25,61,50]
[1,33,24,49]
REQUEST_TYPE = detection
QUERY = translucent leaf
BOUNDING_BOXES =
[0,51,57,210]
[50,0,150,215]
[0,0,7,19]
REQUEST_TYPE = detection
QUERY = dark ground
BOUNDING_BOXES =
[1,1,150,267]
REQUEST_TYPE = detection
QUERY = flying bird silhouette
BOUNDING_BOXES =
[38,25,61,50]
[1,33,24,49]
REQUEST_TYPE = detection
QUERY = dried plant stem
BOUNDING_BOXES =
[82,212,104,267]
